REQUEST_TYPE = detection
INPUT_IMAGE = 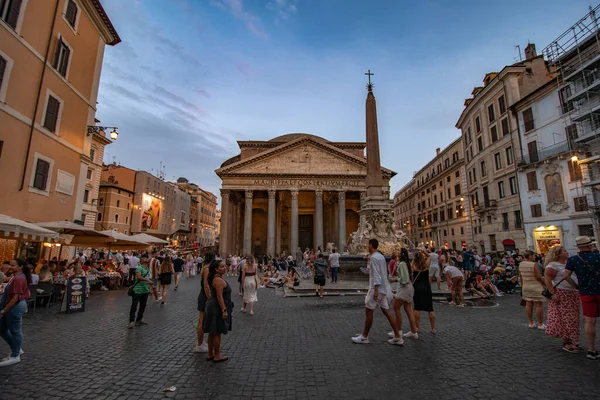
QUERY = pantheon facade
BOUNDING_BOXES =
[215,134,396,257]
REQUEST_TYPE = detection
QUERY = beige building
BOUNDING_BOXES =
[175,178,218,247]
[393,138,471,250]
[216,133,395,256]
[95,181,134,234]
[0,0,120,226]
[455,44,552,253]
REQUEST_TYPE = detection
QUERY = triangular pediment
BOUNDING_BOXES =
[216,136,395,178]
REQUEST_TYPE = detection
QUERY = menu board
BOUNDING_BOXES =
[65,276,86,313]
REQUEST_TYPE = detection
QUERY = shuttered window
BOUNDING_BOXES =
[33,159,50,191]
[43,95,60,133]
[531,204,542,218]
[523,108,535,132]
[526,171,538,191]
[498,95,506,114]
[527,141,539,163]
[501,118,509,136]
[53,37,70,77]
[65,0,78,28]
[2,0,23,30]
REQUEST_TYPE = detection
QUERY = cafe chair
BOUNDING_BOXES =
[26,285,37,316]
[37,281,54,309]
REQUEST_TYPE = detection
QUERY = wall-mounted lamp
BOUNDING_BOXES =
[87,125,119,141]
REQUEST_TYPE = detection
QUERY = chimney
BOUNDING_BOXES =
[436,148,441,156]
[524,43,537,60]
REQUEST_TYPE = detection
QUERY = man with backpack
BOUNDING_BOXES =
[313,253,329,298]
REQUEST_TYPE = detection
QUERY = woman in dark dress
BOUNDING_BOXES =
[203,259,233,362]
[412,250,437,334]
[195,252,215,353]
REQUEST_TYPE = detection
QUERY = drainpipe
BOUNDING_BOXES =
[19,0,60,191]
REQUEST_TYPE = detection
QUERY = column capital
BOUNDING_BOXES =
[315,189,323,197]
[338,191,346,201]
[220,188,231,197]
[290,190,299,199]
[268,189,277,199]
[245,190,253,199]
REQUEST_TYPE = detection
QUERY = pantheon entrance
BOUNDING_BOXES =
[215,133,395,257]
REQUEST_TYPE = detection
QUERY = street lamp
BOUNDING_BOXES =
[87,125,119,141]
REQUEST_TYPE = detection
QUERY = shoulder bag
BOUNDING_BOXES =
[541,278,565,299]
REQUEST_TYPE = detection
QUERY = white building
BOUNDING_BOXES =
[513,79,594,255]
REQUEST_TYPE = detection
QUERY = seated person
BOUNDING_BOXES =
[281,267,300,287]
[90,263,110,291]
[259,268,274,287]
[0,261,11,283]
[465,273,491,299]
[499,267,518,293]
[481,272,502,296]
[39,265,54,283]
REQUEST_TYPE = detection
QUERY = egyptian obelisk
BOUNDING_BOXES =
[362,70,391,213]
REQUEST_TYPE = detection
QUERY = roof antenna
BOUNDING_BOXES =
[514,45,523,62]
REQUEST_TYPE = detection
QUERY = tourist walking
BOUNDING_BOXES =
[195,252,215,353]
[564,236,600,360]
[544,246,581,352]
[412,250,437,334]
[241,255,258,316]
[352,239,403,345]
[128,257,153,329]
[159,256,174,305]
[127,252,140,286]
[519,250,546,329]
[0,259,31,367]
[428,247,441,290]
[388,248,418,339]
[313,253,329,298]
[173,254,184,290]
[204,259,233,362]
[185,254,194,279]
[329,248,341,284]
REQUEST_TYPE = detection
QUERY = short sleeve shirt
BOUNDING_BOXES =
[173,258,184,273]
[328,253,340,268]
[7,274,30,302]
[133,266,150,294]
[565,251,600,295]
[444,265,463,279]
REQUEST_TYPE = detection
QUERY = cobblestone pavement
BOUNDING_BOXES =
[0,275,598,400]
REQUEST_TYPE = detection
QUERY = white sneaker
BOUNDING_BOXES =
[388,337,405,346]
[5,349,24,359]
[403,331,419,339]
[351,335,369,344]
[456,303,466,308]
[449,301,457,306]
[537,323,546,330]
[0,356,20,367]
[496,292,504,296]
[388,331,403,338]
[194,343,209,353]
[100,286,109,291]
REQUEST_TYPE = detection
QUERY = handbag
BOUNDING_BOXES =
[541,278,565,299]
[127,281,140,297]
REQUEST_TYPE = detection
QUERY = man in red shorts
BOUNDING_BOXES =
[565,236,600,360]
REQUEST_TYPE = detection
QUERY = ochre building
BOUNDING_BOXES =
[216,134,396,257]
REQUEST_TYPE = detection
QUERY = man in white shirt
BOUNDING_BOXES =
[128,252,140,286]
[352,239,403,346]
[328,248,341,284]
[428,247,441,290]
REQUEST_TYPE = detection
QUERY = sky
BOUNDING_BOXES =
[97,0,592,207]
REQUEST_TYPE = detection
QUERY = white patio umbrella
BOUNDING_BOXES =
[0,213,60,242]
[36,221,114,246]
[131,233,169,244]
[98,230,151,250]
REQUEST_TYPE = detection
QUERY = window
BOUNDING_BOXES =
[115,214,119,223]
[64,0,78,28]
[90,147,96,161]
[566,124,578,141]
[531,204,542,218]
[498,181,505,198]
[559,86,574,113]
[447,206,453,219]
[515,210,522,229]
[527,141,539,163]
[127,203,130,210]
[579,224,594,237]
[53,36,71,77]
[443,229,446,236]
[125,216,129,224]
[434,195,437,205]
[32,158,50,191]
[490,126,498,143]
[526,171,538,190]
[472,168,477,182]
[494,152,502,170]
[447,188,451,198]
[440,209,445,221]
[446,176,450,183]
[116,200,120,207]
[1,0,23,30]
[0,53,13,103]
[477,136,483,152]
[455,171,459,178]
[509,177,517,195]
[99,198,103,206]
[488,104,495,123]
[461,227,464,235]
[475,116,481,133]
[501,118,509,136]
[490,234,497,251]
[83,189,89,203]
[97,212,102,221]
[499,95,506,114]
[452,152,459,162]
[502,213,509,230]
[523,108,534,132]
[568,160,583,181]
[506,146,513,165]
[43,95,61,133]
[574,196,588,212]
[480,161,487,177]
[86,168,92,179]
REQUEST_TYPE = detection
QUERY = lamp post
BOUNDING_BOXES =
[87,125,119,141]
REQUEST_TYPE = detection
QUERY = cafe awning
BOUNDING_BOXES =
[131,233,169,244]
[502,239,516,246]
[0,213,60,242]
[98,230,151,250]
[36,221,114,246]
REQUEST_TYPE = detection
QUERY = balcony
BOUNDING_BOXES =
[516,141,571,166]
[474,199,497,214]
[576,113,600,142]
[584,161,600,186]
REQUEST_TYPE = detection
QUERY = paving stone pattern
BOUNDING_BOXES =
[0,275,598,399]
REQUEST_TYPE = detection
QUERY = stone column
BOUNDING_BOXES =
[243,190,253,255]
[290,190,299,254]
[315,190,323,250]
[267,190,276,257]
[338,191,346,252]
[219,189,230,256]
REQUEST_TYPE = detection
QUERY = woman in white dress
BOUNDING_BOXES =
[241,255,258,316]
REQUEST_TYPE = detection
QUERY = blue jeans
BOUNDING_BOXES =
[0,300,27,357]
[331,267,339,283]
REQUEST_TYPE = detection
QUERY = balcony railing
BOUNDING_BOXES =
[584,162,600,185]
[516,141,571,166]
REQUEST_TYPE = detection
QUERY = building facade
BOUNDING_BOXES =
[175,178,218,248]
[0,0,119,223]
[216,133,395,257]
[95,182,134,234]
[455,45,551,253]
[393,138,471,250]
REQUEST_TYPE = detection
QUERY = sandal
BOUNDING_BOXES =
[213,356,229,363]
[431,329,437,334]
[562,344,578,353]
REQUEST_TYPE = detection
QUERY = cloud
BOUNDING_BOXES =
[211,0,268,38]
[193,88,210,97]
[139,65,162,79]
[267,0,297,22]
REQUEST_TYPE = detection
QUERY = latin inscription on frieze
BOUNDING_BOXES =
[253,179,363,188]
